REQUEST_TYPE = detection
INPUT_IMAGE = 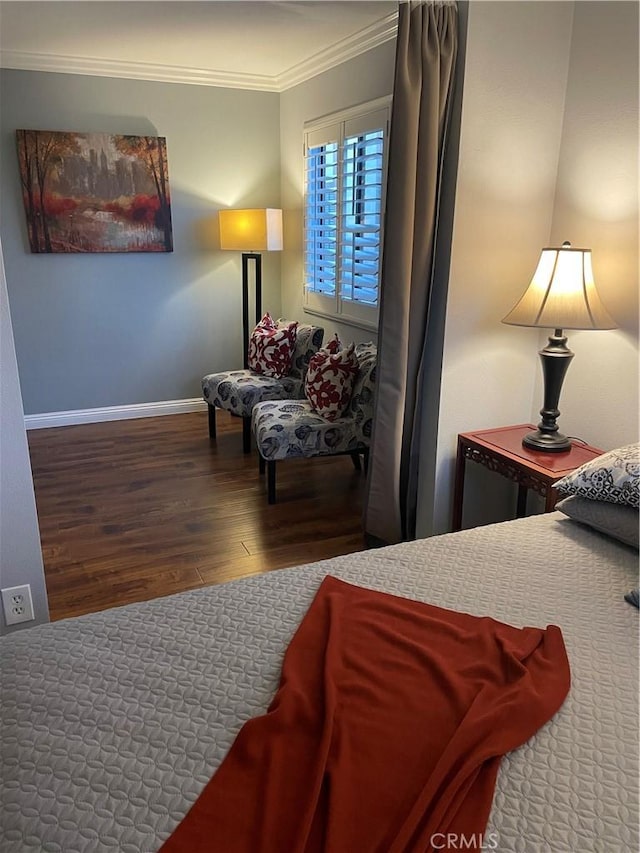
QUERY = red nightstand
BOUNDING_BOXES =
[452,424,604,532]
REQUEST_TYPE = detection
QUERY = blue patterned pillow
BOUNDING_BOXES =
[555,443,639,508]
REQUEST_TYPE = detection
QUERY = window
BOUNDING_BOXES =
[304,97,391,330]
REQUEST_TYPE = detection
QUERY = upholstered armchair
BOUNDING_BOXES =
[252,342,377,503]
[202,324,324,453]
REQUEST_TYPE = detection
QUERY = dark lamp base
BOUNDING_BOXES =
[524,330,575,454]
[522,430,571,453]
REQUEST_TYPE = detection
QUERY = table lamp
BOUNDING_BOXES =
[502,241,617,452]
[219,208,283,369]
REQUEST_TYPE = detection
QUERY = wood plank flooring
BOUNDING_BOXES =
[28,411,367,621]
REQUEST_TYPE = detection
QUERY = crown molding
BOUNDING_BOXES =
[277,10,398,91]
[0,50,280,92]
[0,10,398,93]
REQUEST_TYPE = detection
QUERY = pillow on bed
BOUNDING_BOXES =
[556,495,639,550]
[624,589,639,608]
[554,443,639,508]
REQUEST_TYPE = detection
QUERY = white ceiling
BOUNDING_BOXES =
[0,1,398,91]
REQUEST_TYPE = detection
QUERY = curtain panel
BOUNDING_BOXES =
[364,0,459,545]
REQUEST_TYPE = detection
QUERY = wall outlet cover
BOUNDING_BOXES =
[1,584,35,625]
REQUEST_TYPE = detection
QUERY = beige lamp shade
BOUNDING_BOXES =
[502,242,617,331]
[219,208,283,252]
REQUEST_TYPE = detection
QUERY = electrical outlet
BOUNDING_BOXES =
[1,584,35,625]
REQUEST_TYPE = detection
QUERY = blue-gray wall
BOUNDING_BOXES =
[0,70,282,415]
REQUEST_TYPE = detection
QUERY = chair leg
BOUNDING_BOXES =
[350,452,362,472]
[267,461,276,504]
[259,454,265,475]
[242,417,251,454]
[363,448,370,475]
[207,404,216,439]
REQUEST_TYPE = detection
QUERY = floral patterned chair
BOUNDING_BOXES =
[252,343,377,503]
[201,324,324,453]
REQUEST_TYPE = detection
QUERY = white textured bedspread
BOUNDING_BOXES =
[1,513,638,852]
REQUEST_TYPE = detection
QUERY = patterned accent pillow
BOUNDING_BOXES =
[325,333,343,355]
[248,313,298,379]
[276,320,324,380]
[554,443,639,508]
[304,340,359,421]
[625,589,639,608]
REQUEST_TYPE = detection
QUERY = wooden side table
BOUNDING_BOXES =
[452,424,604,532]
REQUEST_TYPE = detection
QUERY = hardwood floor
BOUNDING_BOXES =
[28,411,367,621]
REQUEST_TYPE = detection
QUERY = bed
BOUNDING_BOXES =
[1,509,638,852]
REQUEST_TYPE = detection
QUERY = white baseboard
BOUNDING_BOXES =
[24,398,207,430]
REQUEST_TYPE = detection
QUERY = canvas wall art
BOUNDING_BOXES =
[16,130,173,253]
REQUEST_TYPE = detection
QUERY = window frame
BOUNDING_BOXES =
[303,96,391,332]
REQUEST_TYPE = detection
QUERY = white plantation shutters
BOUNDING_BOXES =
[304,99,390,329]
[305,131,339,298]
[341,114,385,309]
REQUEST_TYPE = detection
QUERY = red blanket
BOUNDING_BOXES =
[160,576,570,852]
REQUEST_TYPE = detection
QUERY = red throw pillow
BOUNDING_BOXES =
[304,341,359,421]
[325,333,343,355]
[248,313,298,378]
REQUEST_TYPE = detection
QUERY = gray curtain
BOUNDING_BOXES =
[364,1,459,544]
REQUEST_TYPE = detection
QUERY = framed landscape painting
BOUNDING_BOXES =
[16,130,173,253]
